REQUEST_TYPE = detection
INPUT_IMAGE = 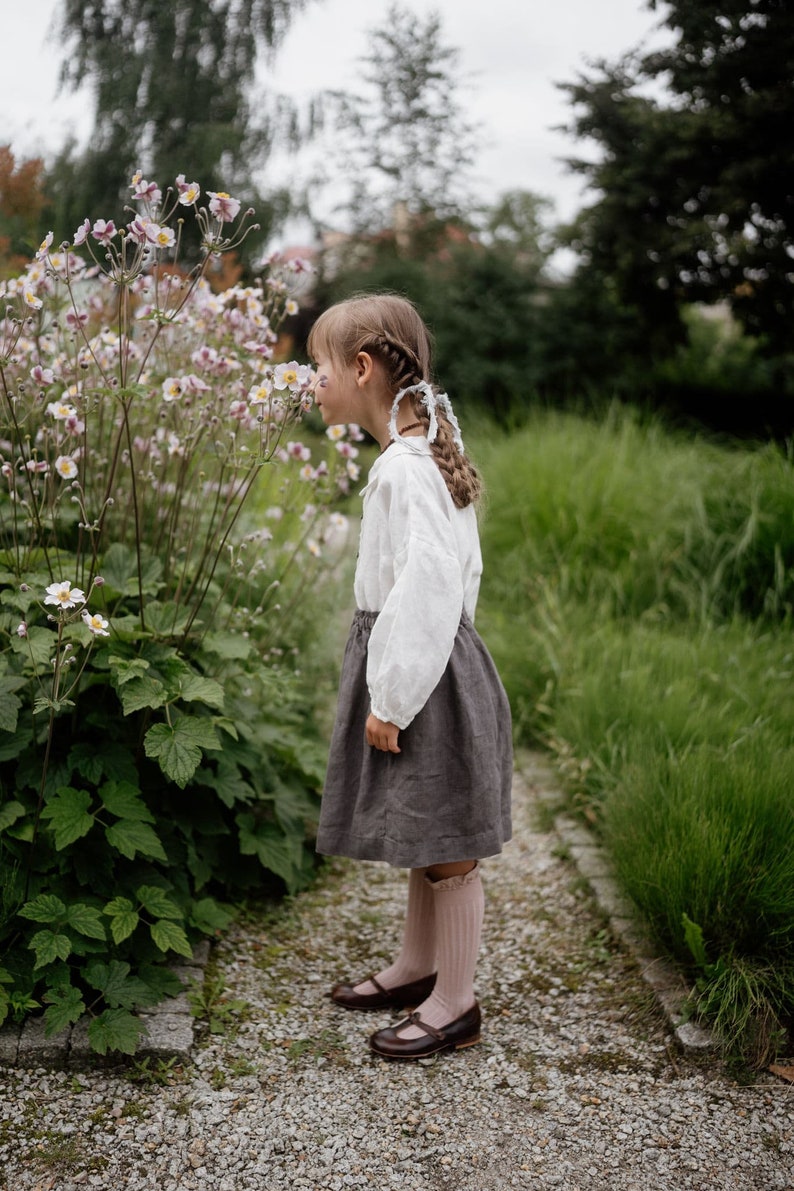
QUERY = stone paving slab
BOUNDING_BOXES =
[0,943,211,1070]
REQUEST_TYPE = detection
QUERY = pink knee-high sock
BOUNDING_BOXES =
[401,864,484,1034]
[354,867,437,994]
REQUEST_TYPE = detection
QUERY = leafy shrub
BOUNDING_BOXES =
[0,175,358,1052]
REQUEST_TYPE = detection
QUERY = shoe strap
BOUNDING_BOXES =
[369,975,388,996]
[400,1011,446,1041]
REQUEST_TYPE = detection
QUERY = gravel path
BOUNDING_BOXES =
[1,753,792,1191]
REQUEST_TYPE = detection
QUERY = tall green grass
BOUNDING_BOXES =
[475,407,794,1064]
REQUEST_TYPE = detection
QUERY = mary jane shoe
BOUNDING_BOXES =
[369,1002,481,1060]
[329,972,436,1012]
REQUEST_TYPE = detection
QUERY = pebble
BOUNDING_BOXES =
[1,754,792,1190]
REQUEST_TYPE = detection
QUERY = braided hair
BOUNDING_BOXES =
[308,294,481,508]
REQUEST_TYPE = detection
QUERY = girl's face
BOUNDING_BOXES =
[311,354,359,427]
[312,351,384,436]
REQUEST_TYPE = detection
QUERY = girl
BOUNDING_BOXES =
[308,294,512,1060]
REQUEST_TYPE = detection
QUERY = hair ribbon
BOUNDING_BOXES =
[388,380,465,452]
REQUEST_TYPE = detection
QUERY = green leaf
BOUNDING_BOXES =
[236,813,301,891]
[19,893,67,924]
[196,763,253,808]
[12,625,54,669]
[68,742,106,785]
[150,918,193,958]
[186,840,214,890]
[87,1007,144,1056]
[0,799,27,833]
[137,964,183,1001]
[99,542,162,599]
[179,673,225,710]
[202,631,252,660]
[29,929,72,969]
[43,984,86,1036]
[144,601,191,637]
[136,885,182,920]
[69,741,138,785]
[105,818,167,862]
[106,614,151,641]
[0,687,22,733]
[84,960,153,1009]
[64,903,106,940]
[99,780,153,823]
[103,897,140,944]
[40,787,94,850]
[34,694,74,716]
[143,717,220,789]
[0,724,33,763]
[682,913,709,972]
[108,655,150,686]
[212,716,239,741]
[191,897,234,934]
[118,675,168,715]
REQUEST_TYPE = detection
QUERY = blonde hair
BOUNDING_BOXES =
[308,294,481,508]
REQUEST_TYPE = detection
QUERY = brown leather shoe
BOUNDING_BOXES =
[369,1003,481,1059]
[329,973,436,1012]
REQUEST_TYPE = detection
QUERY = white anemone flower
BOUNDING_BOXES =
[44,581,86,610]
[54,455,79,480]
[82,611,110,637]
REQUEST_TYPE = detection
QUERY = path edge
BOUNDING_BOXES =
[515,749,719,1057]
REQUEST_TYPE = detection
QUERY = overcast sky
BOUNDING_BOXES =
[3,0,673,242]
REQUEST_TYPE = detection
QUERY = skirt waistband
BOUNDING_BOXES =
[352,608,473,630]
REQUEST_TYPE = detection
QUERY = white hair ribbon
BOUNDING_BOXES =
[388,380,465,451]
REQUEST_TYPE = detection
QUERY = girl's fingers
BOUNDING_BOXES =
[366,714,401,752]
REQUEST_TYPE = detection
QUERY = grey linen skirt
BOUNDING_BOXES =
[317,609,513,868]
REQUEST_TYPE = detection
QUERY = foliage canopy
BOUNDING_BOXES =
[561,0,794,353]
[49,0,317,251]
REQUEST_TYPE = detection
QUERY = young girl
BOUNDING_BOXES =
[308,294,512,1060]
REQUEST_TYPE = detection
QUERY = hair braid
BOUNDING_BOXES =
[408,394,482,509]
[365,333,423,392]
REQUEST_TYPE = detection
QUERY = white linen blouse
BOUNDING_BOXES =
[353,436,482,729]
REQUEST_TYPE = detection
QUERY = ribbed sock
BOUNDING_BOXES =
[395,863,483,1037]
[354,867,437,995]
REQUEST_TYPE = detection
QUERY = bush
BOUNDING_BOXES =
[0,176,357,1052]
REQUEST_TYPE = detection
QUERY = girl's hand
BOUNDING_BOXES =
[366,713,401,753]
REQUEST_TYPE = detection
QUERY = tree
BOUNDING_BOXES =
[560,0,794,353]
[321,3,478,233]
[47,0,317,251]
[315,190,555,420]
[482,190,555,278]
[0,148,47,277]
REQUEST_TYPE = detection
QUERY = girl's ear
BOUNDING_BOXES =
[354,351,375,386]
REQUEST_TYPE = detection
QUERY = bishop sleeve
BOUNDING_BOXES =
[365,461,464,729]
